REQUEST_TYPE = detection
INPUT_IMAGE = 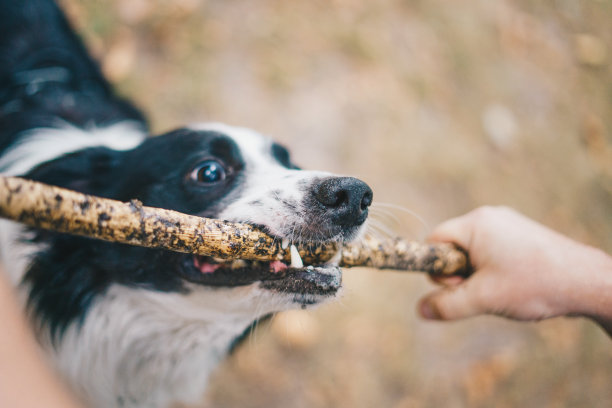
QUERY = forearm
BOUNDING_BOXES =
[570,247,612,336]
[0,269,84,408]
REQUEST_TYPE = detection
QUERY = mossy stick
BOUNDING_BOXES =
[0,176,470,276]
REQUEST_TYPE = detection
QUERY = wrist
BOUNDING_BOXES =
[568,246,612,322]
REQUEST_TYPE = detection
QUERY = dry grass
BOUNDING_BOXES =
[60,0,612,406]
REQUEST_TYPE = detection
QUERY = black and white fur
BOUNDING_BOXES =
[0,1,372,408]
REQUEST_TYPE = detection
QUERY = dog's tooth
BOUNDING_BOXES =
[290,244,304,268]
[324,250,342,266]
[212,257,225,263]
[281,238,289,250]
[231,260,247,269]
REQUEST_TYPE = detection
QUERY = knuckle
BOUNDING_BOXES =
[495,205,516,216]
[471,205,514,224]
[472,205,499,217]
[432,297,452,320]
[434,287,467,320]
[471,206,495,220]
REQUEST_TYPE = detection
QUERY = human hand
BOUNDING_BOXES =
[419,207,612,332]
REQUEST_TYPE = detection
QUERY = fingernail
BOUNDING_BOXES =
[419,300,441,320]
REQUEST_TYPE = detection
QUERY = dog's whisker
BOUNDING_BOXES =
[361,228,385,243]
[249,295,267,348]
[366,216,400,236]
[371,202,430,232]
[368,207,402,225]
[365,219,397,240]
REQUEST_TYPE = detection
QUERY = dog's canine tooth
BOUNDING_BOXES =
[290,244,304,268]
[281,238,289,250]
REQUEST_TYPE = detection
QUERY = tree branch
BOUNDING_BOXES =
[0,176,470,276]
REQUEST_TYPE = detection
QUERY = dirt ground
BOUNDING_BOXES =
[60,0,612,407]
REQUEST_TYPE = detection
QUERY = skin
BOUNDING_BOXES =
[420,206,612,337]
[0,267,84,408]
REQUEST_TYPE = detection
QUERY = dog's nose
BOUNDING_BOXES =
[314,177,373,226]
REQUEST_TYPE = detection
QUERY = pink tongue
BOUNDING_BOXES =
[269,260,288,274]
[194,257,222,274]
[199,263,221,274]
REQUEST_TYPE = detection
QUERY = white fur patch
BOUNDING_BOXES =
[0,220,41,286]
[49,283,329,408]
[0,120,146,176]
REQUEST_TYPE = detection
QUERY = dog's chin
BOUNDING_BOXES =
[180,255,342,302]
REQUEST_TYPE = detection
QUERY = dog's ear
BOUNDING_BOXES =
[26,147,123,197]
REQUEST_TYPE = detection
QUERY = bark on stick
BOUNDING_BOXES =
[0,176,470,276]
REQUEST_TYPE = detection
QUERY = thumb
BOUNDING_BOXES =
[418,283,483,321]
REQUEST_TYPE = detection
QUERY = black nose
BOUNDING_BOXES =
[314,177,373,227]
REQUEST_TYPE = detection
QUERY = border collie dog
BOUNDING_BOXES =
[0,1,372,407]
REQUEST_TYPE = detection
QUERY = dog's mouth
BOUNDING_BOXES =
[180,244,341,298]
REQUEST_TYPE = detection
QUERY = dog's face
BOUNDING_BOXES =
[122,123,372,307]
[0,2,374,404]
[25,123,372,338]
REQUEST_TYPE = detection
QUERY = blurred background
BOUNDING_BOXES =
[59,0,612,407]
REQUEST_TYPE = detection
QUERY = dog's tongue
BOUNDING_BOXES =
[194,257,221,274]
[193,256,289,275]
[193,243,305,275]
[269,260,288,274]
[199,263,221,274]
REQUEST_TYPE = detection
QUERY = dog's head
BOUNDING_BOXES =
[25,123,372,338]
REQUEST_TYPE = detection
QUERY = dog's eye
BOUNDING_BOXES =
[190,160,226,184]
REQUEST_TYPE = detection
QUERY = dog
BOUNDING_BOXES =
[0,1,372,407]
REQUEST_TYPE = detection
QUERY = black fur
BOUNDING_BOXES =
[271,142,299,170]
[0,0,146,154]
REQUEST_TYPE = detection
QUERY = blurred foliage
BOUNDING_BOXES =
[59,0,612,406]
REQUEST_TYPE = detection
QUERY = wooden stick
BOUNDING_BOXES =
[0,176,470,276]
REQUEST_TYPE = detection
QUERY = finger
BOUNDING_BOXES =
[418,284,483,321]
[429,275,465,287]
[427,213,475,249]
